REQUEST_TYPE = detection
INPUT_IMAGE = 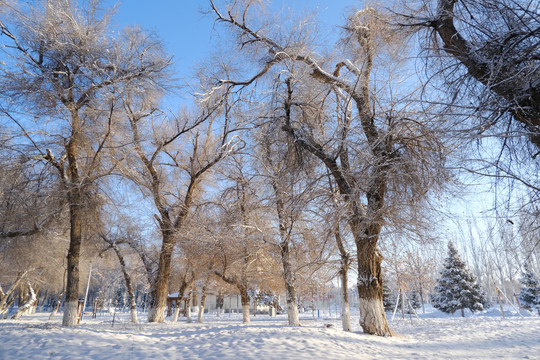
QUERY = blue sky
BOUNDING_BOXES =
[109,1,362,82]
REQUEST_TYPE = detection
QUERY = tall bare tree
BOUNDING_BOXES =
[0,0,171,326]
[121,87,242,322]
[208,1,449,335]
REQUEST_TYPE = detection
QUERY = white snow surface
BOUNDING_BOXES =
[1,308,539,359]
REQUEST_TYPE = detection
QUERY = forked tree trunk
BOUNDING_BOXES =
[0,271,27,316]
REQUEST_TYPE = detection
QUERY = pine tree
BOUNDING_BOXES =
[382,284,395,311]
[431,242,488,317]
[518,263,540,312]
[409,290,422,311]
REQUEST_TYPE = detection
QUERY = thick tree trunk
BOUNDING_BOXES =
[239,287,250,324]
[148,232,175,323]
[62,111,83,327]
[355,239,391,336]
[281,244,300,326]
[62,191,83,327]
[274,181,300,327]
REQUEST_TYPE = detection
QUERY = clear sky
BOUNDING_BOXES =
[108,1,363,82]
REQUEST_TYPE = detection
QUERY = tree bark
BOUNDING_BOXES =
[62,176,83,327]
[355,236,390,335]
[272,181,300,326]
[62,107,84,328]
[147,231,175,322]
[281,242,300,326]
[239,286,250,324]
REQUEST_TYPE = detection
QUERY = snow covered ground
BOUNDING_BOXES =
[1,307,539,359]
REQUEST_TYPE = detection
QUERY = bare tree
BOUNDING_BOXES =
[121,84,242,322]
[98,233,140,323]
[208,1,449,335]
[401,0,540,151]
[0,0,171,326]
[211,164,274,324]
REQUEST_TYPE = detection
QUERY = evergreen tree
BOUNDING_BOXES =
[382,284,395,311]
[431,242,488,317]
[518,263,540,311]
[409,290,422,311]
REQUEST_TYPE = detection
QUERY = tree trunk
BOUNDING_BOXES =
[274,181,300,327]
[50,270,67,320]
[11,282,37,320]
[281,244,300,326]
[239,286,250,324]
[148,231,175,323]
[355,238,391,336]
[198,285,207,323]
[62,109,83,327]
[334,223,351,331]
[216,291,224,318]
[172,278,191,323]
[62,190,83,327]
[339,266,352,331]
[110,243,138,323]
[30,286,40,314]
[186,286,193,323]
[0,272,27,315]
